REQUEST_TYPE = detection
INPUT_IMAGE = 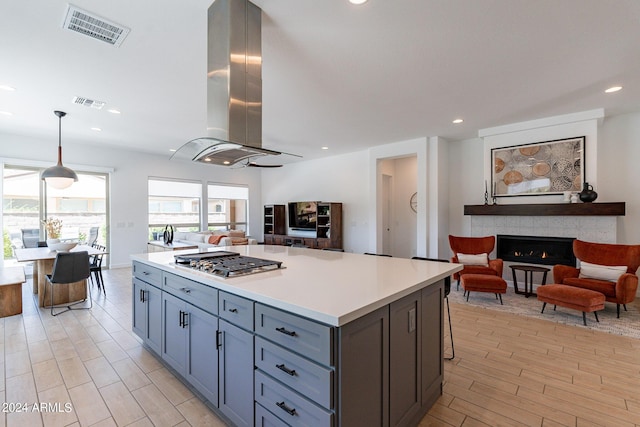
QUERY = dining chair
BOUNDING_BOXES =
[412,257,455,360]
[21,228,40,248]
[87,227,99,246]
[44,251,91,316]
[89,243,106,294]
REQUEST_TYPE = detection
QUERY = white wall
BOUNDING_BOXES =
[1,132,262,268]
[5,108,640,270]
[260,151,370,253]
[480,109,602,205]
[447,109,640,246]
[447,137,484,238]
[599,111,640,244]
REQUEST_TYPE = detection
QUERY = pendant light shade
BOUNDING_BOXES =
[41,110,78,189]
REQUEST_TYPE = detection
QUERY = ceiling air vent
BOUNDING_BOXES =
[62,4,130,47]
[72,96,105,110]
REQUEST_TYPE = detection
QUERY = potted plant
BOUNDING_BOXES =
[42,217,62,245]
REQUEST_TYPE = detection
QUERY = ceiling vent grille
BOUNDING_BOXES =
[72,96,105,110]
[63,5,130,47]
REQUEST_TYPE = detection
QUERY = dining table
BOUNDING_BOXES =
[14,245,107,307]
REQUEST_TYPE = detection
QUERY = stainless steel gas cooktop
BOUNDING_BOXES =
[174,251,283,278]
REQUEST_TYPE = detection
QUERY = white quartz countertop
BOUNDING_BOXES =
[131,245,462,327]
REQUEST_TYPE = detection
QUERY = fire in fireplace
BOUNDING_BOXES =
[496,235,576,266]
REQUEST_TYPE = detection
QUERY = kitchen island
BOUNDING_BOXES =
[131,245,462,427]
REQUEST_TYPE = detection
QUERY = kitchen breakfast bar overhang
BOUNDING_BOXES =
[131,245,462,427]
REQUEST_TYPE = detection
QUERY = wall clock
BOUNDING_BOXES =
[410,192,417,213]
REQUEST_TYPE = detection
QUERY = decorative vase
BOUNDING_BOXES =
[46,238,60,249]
[578,182,598,203]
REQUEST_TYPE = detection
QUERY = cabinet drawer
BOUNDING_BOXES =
[133,261,162,284]
[256,337,333,409]
[255,371,333,427]
[219,291,253,331]
[255,403,289,427]
[255,304,333,366]
[163,272,218,315]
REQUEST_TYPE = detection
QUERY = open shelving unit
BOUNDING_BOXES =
[263,205,286,236]
[263,202,342,249]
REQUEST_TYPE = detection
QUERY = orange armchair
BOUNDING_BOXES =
[449,235,504,290]
[553,239,640,318]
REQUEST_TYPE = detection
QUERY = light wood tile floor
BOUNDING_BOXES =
[2,267,639,426]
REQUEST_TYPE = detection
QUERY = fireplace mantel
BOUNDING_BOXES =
[464,202,625,216]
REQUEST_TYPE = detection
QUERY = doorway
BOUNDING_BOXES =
[378,156,417,258]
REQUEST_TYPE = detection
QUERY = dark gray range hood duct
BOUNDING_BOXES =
[173,0,289,166]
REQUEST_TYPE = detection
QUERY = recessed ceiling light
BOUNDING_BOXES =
[452,118,463,124]
[169,148,176,152]
[0,85,16,91]
[605,86,622,93]
[107,109,121,114]
[222,160,229,164]
[349,0,368,4]
[321,146,329,150]
[0,111,13,116]
[91,127,102,132]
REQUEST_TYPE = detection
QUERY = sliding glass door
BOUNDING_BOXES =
[2,164,109,264]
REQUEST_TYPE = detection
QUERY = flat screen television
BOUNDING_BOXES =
[288,201,317,230]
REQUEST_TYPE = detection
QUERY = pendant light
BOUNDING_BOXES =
[41,110,78,189]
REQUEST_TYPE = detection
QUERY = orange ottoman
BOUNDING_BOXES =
[537,284,605,326]
[460,274,507,304]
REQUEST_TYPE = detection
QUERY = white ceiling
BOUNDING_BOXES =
[1,0,640,164]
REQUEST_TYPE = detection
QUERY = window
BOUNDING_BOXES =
[148,179,201,239]
[2,165,109,261]
[207,184,248,232]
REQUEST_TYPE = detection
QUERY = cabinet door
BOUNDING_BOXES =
[146,283,162,354]
[132,279,147,340]
[219,319,254,427]
[162,292,187,375]
[338,305,389,427]
[421,282,443,408]
[186,305,219,406]
[389,292,421,426]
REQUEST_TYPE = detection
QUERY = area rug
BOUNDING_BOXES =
[447,284,640,340]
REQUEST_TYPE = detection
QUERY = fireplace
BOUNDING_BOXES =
[496,235,576,267]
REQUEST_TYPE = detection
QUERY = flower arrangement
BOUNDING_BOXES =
[42,217,63,239]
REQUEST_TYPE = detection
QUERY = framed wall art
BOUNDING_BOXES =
[491,136,585,197]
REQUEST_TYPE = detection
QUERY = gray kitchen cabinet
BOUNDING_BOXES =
[161,291,188,374]
[255,402,289,427]
[421,283,444,409]
[132,262,162,354]
[162,292,220,405]
[219,319,254,427]
[389,292,421,426]
[338,283,445,427]
[338,305,389,427]
[133,254,448,427]
[254,303,335,426]
[186,304,220,405]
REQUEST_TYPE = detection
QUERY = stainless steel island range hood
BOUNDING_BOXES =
[172,0,293,167]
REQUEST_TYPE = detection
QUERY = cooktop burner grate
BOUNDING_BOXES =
[174,252,283,278]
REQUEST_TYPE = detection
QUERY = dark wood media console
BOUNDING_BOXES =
[263,202,343,249]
